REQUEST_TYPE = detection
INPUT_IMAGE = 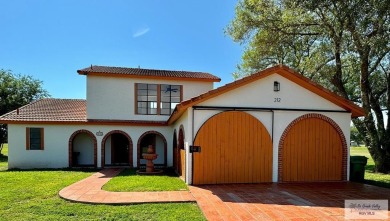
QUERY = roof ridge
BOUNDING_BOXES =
[42,98,86,101]
[90,65,212,74]
[77,65,221,82]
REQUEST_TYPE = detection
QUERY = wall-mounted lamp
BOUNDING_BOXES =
[274,81,280,92]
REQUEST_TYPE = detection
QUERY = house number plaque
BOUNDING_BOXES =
[190,146,201,153]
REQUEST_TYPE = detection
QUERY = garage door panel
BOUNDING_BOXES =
[282,117,343,182]
[193,111,272,185]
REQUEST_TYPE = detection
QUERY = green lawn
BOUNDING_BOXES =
[350,146,390,188]
[0,145,206,221]
[103,169,188,192]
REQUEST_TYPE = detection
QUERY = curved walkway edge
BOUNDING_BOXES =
[59,168,196,204]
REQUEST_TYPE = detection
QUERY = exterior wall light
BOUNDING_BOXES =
[274,81,280,92]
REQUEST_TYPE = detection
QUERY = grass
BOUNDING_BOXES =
[350,146,390,188]
[0,145,206,221]
[103,168,188,192]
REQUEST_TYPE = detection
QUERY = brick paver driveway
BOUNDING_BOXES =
[189,182,390,221]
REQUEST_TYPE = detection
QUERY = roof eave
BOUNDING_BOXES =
[0,119,168,126]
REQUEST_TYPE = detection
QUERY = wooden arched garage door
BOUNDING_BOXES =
[193,111,272,185]
[280,116,345,182]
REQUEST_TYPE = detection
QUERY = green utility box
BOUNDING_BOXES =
[350,156,368,182]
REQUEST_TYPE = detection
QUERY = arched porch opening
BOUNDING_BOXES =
[101,130,133,168]
[68,130,97,168]
[137,131,167,168]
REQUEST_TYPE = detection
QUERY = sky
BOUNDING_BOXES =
[0,0,243,99]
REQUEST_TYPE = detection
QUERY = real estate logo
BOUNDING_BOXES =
[345,200,388,220]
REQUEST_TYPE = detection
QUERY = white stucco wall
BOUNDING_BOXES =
[86,75,214,121]
[7,124,173,169]
[201,73,344,111]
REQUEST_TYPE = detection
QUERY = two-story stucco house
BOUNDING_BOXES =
[0,65,364,184]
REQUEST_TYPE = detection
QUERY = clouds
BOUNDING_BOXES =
[133,27,150,38]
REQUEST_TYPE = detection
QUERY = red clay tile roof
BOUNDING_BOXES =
[0,99,86,122]
[77,65,221,82]
[0,98,167,125]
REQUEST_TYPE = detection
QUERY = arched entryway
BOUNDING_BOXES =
[278,114,347,182]
[137,131,167,168]
[101,130,133,167]
[193,111,273,185]
[68,130,97,168]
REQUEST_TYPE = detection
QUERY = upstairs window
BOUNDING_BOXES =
[137,84,158,115]
[136,83,182,115]
[26,127,44,150]
[161,85,181,115]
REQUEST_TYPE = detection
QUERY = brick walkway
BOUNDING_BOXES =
[189,183,390,221]
[59,168,195,204]
[60,169,390,220]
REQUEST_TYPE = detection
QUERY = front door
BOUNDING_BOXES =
[112,134,129,165]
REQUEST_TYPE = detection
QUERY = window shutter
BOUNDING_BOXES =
[40,128,44,150]
[26,127,30,150]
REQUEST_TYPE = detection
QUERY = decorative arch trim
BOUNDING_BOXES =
[101,130,133,168]
[278,113,348,182]
[68,129,98,168]
[137,130,167,168]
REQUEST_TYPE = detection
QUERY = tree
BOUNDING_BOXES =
[351,126,364,146]
[0,69,50,143]
[227,0,390,173]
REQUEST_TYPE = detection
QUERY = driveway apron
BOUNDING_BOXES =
[189,182,390,221]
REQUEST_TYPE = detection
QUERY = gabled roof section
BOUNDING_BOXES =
[168,65,365,124]
[77,65,221,82]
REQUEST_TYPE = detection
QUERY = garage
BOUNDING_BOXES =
[279,114,346,182]
[192,111,272,185]
[169,65,365,184]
